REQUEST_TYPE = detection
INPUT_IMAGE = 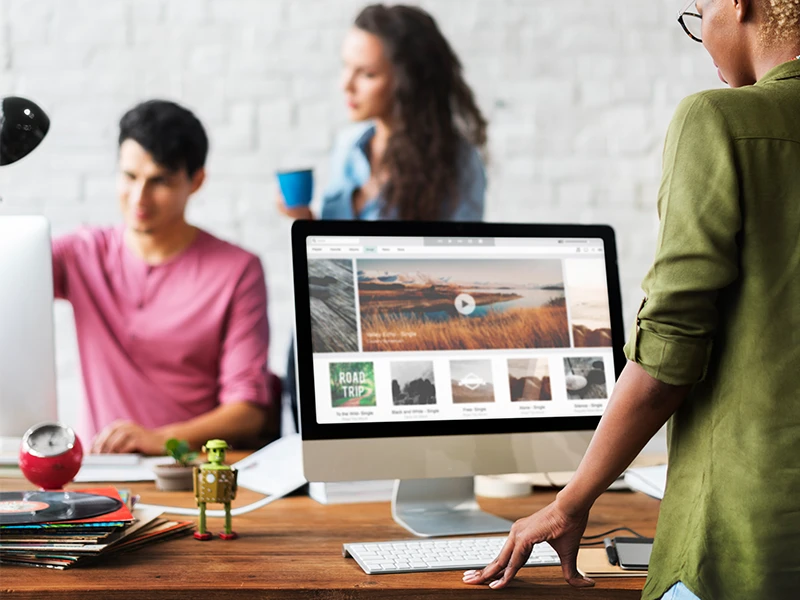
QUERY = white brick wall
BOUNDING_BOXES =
[0,0,720,430]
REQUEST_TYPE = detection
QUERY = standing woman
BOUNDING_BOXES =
[279,4,488,430]
[464,1,800,599]
[279,3,488,222]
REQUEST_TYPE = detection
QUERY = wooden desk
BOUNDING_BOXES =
[1,468,660,599]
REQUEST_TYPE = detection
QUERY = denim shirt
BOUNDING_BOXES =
[319,122,486,221]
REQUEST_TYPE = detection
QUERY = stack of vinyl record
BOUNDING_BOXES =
[0,487,193,569]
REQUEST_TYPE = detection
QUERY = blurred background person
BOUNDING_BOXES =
[279,3,488,222]
[279,4,489,429]
[53,100,278,454]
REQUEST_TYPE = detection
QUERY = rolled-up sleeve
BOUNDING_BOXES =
[218,256,271,408]
[624,94,741,386]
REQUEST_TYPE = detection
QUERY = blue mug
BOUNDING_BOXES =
[277,169,314,208]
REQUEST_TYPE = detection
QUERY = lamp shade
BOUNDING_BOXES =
[0,97,50,166]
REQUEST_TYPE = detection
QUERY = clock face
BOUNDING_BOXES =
[23,423,75,458]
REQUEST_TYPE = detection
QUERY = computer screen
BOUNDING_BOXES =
[295,224,623,440]
[292,221,625,537]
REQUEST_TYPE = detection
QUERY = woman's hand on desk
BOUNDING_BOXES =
[91,420,168,455]
[462,500,595,590]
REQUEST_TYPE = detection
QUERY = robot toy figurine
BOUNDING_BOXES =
[193,439,238,541]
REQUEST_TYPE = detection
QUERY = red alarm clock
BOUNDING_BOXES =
[19,422,84,490]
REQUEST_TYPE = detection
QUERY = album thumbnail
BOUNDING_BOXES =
[391,361,436,406]
[329,362,376,408]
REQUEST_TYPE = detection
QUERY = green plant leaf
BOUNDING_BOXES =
[164,438,193,464]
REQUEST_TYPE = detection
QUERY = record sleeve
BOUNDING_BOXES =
[0,490,123,525]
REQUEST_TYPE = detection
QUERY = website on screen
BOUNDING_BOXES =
[305,236,614,425]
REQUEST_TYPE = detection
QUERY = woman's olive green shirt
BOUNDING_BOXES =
[624,59,800,600]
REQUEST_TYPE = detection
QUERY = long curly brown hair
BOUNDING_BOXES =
[354,4,488,221]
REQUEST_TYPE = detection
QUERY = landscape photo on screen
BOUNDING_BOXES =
[507,358,552,401]
[357,259,569,352]
[390,361,437,406]
[450,360,496,404]
[329,362,376,408]
[564,259,612,348]
[563,357,608,400]
[308,259,359,353]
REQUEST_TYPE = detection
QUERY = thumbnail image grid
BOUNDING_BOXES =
[563,357,608,400]
[450,360,495,404]
[508,358,552,401]
[357,259,569,352]
[329,362,376,408]
[308,259,359,354]
[391,361,436,406]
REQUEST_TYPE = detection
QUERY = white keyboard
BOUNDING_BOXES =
[343,536,559,574]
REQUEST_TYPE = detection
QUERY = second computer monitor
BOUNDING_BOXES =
[0,215,58,449]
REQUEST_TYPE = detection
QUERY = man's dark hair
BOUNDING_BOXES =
[118,100,208,177]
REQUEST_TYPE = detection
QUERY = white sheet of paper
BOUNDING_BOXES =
[73,456,174,482]
[233,433,306,496]
[624,464,667,500]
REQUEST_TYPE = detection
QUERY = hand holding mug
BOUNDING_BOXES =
[276,169,314,220]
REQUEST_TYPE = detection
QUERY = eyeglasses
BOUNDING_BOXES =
[677,0,702,43]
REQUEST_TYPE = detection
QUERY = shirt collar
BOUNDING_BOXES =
[354,122,377,158]
[756,58,800,86]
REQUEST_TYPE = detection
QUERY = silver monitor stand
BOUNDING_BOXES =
[391,477,513,538]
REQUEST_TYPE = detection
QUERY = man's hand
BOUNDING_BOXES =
[91,420,168,455]
[462,500,595,590]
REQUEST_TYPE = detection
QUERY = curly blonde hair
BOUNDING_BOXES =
[761,0,800,42]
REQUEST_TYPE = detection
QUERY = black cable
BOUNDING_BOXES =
[579,526,647,547]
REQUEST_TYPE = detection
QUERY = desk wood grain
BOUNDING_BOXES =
[1,470,659,599]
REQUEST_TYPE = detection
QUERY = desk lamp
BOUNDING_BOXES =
[0,96,50,166]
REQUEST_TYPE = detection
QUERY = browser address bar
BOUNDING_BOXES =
[308,237,360,244]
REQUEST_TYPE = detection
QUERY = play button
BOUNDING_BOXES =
[454,293,476,316]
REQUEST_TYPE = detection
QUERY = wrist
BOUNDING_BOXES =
[155,425,178,446]
[555,484,595,519]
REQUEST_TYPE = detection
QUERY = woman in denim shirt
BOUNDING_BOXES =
[280,4,487,223]
[280,4,488,429]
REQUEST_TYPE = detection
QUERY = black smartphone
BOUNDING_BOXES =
[614,537,653,570]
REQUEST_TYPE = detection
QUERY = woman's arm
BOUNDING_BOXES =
[464,361,690,589]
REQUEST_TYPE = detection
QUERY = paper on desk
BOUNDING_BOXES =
[624,464,667,500]
[233,433,306,496]
[73,456,174,483]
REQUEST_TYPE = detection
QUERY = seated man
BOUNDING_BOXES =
[53,99,275,454]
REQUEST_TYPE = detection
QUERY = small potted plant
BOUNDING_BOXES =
[152,438,198,491]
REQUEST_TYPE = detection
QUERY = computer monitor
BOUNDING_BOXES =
[0,215,58,451]
[292,221,625,537]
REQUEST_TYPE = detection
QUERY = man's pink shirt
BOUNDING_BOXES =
[52,227,271,446]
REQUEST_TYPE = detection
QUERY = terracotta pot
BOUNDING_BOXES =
[152,463,195,491]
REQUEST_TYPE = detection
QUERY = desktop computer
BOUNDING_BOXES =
[292,221,625,538]
[0,215,59,451]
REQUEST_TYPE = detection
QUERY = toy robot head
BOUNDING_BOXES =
[202,439,230,464]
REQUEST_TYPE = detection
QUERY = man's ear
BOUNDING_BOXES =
[189,167,206,194]
[733,0,753,24]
